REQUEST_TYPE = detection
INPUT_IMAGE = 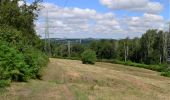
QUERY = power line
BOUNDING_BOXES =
[44,10,51,57]
[44,0,70,57]
[44,10,48,54]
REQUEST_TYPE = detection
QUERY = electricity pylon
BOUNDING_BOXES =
[44,10,51,57]
[67,40,71,57]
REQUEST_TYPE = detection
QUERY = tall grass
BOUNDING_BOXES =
[98,59,170,77]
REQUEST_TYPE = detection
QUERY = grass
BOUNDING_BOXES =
[55,57,170,77]
[98,59,170,77]
[0,58,170,100]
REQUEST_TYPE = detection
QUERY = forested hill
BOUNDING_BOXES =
[47,38,100,45]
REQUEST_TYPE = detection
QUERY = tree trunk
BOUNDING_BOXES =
[124,42,127,62]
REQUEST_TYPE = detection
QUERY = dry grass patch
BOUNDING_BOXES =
[0,58,170,100]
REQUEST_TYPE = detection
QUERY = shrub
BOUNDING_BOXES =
[0,42,30,83]
[99,59,170,76]
[81,50,96,64]
[161,71,170,77]
[0,26,24,45]
[23,46,49,79]
[0,80,10,88]
[0,42,49,87]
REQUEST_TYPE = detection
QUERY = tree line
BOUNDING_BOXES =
[50,29,170,77]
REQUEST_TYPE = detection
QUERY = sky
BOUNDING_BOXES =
[27,0,170,39]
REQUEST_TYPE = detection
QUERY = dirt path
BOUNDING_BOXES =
[62,85,74,100]
[0,58,170,100]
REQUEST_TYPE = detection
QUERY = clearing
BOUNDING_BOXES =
[0,58,170,100]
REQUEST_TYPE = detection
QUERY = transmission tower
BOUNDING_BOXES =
[43,0,69,57]
[67,40,71,57]
[44,10,51,57]
[79,39,82,44]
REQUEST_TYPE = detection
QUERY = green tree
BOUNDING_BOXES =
[71,44,85,57]
[81,49,97,64]
[140,29,157,64]
[90,40,116,59]
[0,0,49,87]
[0,0,42,46]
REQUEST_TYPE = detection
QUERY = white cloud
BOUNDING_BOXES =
[100,0,163,14]
[36,3,120,38]
[123,13,164,34]
[36,2,164,39]
[18,1,24,6]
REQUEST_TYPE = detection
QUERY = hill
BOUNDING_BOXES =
[0,58,170,100]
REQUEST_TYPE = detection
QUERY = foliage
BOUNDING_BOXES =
[98,59,168,74]
[0,36,48,88]
[90,40,117,59]
[161,71,170,77]
[0,0,49,87]
[50,29,170,77]
[0,0,42,46]
[23,46,49,79]
[71,44,85,57]
[81,50,97,64]
[0,42,30,82]
[0,26,23,45]
[0,80,10,88]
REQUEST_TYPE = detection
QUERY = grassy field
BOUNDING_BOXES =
[0,58,170,100]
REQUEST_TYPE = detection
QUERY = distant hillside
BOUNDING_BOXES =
[42,38,113,44]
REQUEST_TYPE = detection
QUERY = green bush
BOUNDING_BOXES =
[161,71,170,77]
[0,2,49,88]
[23,46,49,79]
[0,26,49,88]
[0,80,10,88]
[0,42,30,83]
[0,42,49,87]
[100,59,169,77]
[81,50,96,64]
[0,26,24,45]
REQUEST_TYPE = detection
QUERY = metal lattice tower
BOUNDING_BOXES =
[68,41,71,57]
[44,10,51,57]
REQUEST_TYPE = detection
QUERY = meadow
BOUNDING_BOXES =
[0,58,170,100]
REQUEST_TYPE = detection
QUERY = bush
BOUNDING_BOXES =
[0,42,49,87]
[23,46,49,79]
[0,42,30,83]
[0,26,24,45]
[0,80,10,88]
[81,50,96,64]
[161,71,170,77]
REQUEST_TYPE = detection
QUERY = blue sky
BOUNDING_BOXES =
[41,0,169,20]
[28,0,170,39]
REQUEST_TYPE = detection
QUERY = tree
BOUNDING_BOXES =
[71,44,85,57]
[127,38,141,63]
[0,0,42,46]
[140,30,157,64]
[0,0,49,87]
[90,40,116,59]
[81,49,97,64]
